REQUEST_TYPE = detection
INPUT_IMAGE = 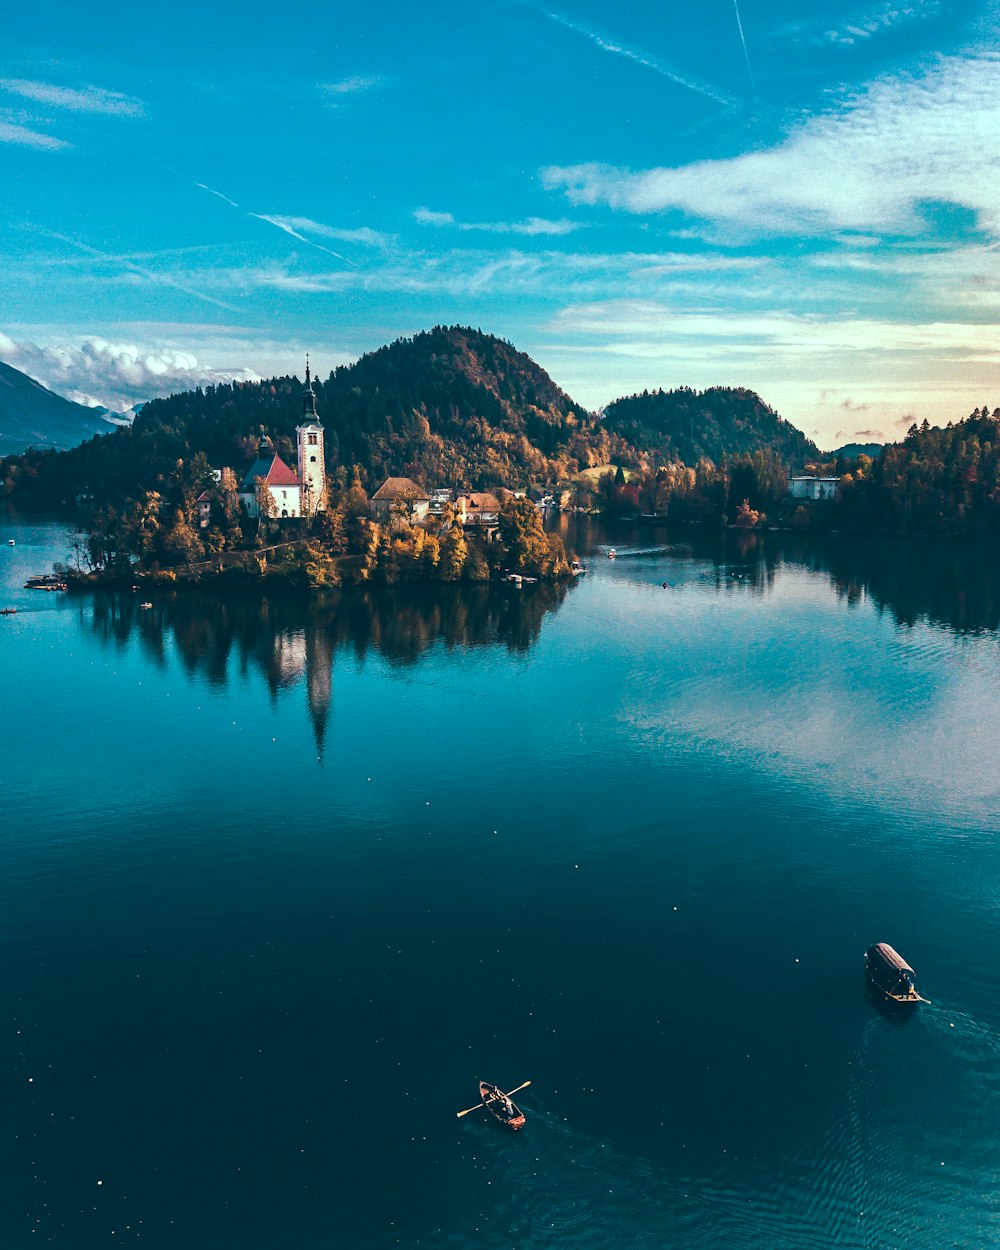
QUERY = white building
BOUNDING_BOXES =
[788,476,840,501]
[239,361,326,519]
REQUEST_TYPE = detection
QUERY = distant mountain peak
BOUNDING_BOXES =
[0,359,116,455]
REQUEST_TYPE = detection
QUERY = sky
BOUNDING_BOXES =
[2,0,1000,447]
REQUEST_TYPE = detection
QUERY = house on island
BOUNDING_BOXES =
[196,490,212,528]
[787,476,840,501]
[456,492,503,539]
[240,361,327,519]
[369,477,431,527]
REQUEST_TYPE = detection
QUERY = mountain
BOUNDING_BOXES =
[1,327,824,506]
[1,327,610,505]
[0,359,115,455]
[601,386,822,471]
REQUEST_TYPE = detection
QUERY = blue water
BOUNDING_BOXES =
[2,514,1000,1248]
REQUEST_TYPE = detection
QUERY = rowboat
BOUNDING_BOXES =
[865,942,929,1004]
[479,1080,526,1130]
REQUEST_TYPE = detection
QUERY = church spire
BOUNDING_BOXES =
[302,354,319,422]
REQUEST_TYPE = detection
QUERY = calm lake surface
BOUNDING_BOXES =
[2,513,999,1249]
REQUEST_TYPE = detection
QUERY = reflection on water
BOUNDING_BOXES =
[560,515,1000,635]
[77,581,572,752]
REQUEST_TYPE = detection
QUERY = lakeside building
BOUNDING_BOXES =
[369,477,431,527]
[240,362,327,519]
[788,476,840,501]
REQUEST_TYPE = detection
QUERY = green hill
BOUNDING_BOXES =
[601,386,821,471]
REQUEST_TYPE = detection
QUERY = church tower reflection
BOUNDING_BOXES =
[305,618,333,758]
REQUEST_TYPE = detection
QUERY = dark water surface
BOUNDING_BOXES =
[2,514,1000,1249]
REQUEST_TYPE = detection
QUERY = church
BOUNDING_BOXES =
[240,361,327,519]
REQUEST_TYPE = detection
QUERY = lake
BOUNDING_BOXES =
[2,512,999,1249]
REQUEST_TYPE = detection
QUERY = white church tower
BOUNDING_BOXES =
[296,356,326,515]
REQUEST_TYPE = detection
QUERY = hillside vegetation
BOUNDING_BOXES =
[602,386,821,469]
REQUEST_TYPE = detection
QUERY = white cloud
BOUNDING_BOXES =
[0,119,69,149]
[0,332,259,411]
[413,206,583,235]
[321,74,384,95]
[542,53,1000,239]
[0,78,144,116]
[414,208,456,226]
[821,1,939,45]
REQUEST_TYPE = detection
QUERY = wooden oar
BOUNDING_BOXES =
[456,1080,531,1118]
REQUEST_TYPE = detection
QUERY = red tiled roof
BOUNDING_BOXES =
[240,454,301,490]
[264,456,301,487]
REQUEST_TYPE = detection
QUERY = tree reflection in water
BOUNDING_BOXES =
[557,514,1000,635]
[77,581,572,754]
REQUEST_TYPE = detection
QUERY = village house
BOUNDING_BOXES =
[787,476,840,501]
[240,362,327,519]
[455,492,502,526]
[369,477,431,527]
[196,490,212,528]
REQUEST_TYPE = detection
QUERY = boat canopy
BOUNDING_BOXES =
[869,942,915,976]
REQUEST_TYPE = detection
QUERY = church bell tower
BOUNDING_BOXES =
[296,356,326,515]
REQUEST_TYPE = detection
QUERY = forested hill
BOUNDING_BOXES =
[602,387,822,470]
[0,327,618,504]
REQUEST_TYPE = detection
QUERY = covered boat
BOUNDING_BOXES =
[479,1080,526,1130]
[865,942,929,1004]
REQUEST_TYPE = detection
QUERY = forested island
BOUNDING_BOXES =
[2,325,999,592]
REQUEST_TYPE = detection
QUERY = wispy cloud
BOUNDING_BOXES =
[413,206,584,236]
[766,1,939,47]
[414,208,455,227]
[0,120,69,150]
[250,214,358,265]
[821,1,939,45]
[0,77,144,116]
[41,230,238,313]
[321,74,385,96]
[540,8,736,106]
[542,53,1000,240]
[256,215,390,248]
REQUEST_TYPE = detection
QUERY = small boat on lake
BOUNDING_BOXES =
[865,942,929,1004]
[1,606,16,615]
[7,539,14,546]
[608,547,617,559]
[456,1078,530,1129]
[479,1080,526,1130]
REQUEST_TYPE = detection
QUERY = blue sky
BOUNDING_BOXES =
[1,0,999,446]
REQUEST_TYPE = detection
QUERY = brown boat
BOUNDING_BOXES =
[479,1080,526,1130]
[865,942,930,1004]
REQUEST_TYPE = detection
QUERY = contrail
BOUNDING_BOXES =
[251,213,357,267]
[42,228,238,312]
[191,179,358,267]
[195,180,240,209]
[731,0,757,98]
[542,8,735,107]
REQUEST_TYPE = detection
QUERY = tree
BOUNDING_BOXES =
[439,520,467,581]
[498,496,568,576]
[733,498,765,528]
